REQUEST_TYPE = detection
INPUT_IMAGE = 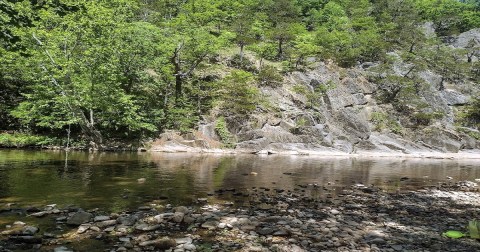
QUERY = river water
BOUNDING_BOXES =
[1,150,480,212]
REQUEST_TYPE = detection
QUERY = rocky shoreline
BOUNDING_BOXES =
[150,140,480,160]
[1,181,480,252]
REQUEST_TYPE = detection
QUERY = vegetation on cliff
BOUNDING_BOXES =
[1,0,479,148]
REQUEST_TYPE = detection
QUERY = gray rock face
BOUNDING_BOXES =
[452,28,480,62]
[67,211,92,226]
[332,108,370,140]
[325,87,356,110]
[417,127,463,153]
[441,90,469,106]
[453,28,480,49]
[148,54,478,154]
[355,133,431,154]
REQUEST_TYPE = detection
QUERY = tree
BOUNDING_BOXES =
[421,42,469,89]
[231,8,257,63]
[220,70,260,116]
[266,0,302,59]
[416,0,480,36]
[164,25,222,102]
[290,33,320,68]
[10,0,170,147]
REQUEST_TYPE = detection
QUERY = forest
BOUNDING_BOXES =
[1,0,479,149]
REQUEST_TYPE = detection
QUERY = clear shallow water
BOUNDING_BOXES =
[1,150,480,212]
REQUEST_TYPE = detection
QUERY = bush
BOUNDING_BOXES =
[462,96,480,129]
[370,112,403,135]
[228,54,257,72]
[292,81,335,108]
[220,70,260,116]
[0,133,54,148]
[410,111,444,126]
[214,117,236,149]
[257,65,283,87]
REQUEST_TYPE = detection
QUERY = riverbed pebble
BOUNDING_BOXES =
[2,181,480,251]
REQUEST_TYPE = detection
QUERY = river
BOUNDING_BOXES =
[1,150,479,212]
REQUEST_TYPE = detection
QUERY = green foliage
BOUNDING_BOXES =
[290,33,320,68]
[1,0,479,146]
[456,127,480,140]
[228,54,257,72]
[443,230,466,239]
[416,0,480,36]
[411,111,445,126]
[257,65,283,87]
[249,42,278,61]
[214,117,236,148]
[219,70,260,116]
[0,133,54,148]
[292,80,334,108]
[462,96,480,128]
[164,101,198,134]
[370,112,403,135]
[468,219,480,239]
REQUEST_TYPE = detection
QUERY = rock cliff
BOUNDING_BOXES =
[153,29,480,156]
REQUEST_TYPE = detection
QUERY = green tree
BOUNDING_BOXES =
[416,0,480,36]
[266,0,302,59]
[10,0,169,147]
[220,70,260,116]
[231,8,257,63]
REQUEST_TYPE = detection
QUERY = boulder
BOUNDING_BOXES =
[135,224,161,231]
[172,212,185,223]
[117,215,138,226]
[22,226,39,235]
[93,215,110,222]
[67,211,92,226]
[453,28,480,49]
[139,238,176,249]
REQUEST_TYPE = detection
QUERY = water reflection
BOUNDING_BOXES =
[0,150,479,212]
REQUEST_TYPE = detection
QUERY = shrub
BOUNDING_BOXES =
[0,133,54,148]
[228,54,257,72]
[257,65,283,87]
[214,117,236,149]
[220,70,260,116]
[462,96,480,129]
[410,111,444,126]
[370,112,403,135]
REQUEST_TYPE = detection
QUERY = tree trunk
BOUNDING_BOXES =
[278,39,283,59]
[239,43,245,63]
[171,49,183,102]
[76,109,103,149]
[175,74,182,102]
